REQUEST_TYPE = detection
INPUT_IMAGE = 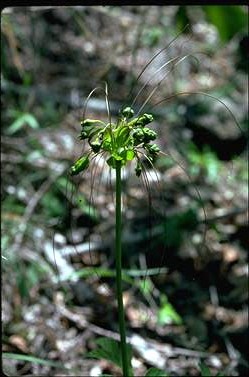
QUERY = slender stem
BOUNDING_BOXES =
[115,161,130,376]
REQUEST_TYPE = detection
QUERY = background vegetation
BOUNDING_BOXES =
[1,5,248,376]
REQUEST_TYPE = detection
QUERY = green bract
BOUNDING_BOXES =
[70,107,161,175]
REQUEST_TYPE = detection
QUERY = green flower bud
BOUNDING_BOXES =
[79,125,96,140]
[79,130,88,140]
[136,113,154,127]
[80,119,102,127]
[146,143,160,156]
[121,107,134,119]
[143,127,157,142]
[80,119,104,140]
[132,128,144,143]
[70,155,90,176]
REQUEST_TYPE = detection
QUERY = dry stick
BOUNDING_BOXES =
[55,293,217,364]
[13,171,62,253]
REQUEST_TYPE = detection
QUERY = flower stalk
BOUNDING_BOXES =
[115,160,130,376]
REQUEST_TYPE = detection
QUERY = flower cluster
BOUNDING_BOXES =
[70,107,161,177]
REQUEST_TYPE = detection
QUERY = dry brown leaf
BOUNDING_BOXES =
[9,335,29,353]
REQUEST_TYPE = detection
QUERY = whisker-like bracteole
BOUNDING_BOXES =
[87,151,112,290]
[152,91,244,136]
[136,156,162,291]
[123,27,195,114]
[125,24,191,106]
[104,81,112,126]
[124,30,218,121]
[66,152,101,251]
[53,114,107,267]
[136,53,200,116]
[82,86,110,123]
[159,149,209,254]
[130,55,184,111]
[133,147,170,286]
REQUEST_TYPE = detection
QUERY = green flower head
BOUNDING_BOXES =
[70,107,161,176]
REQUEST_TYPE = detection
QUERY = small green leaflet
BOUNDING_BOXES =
[158,294,183,325]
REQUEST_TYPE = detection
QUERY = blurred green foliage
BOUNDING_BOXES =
[157,293,183,325]
[175,5,247,42]
[56,177,99,222]
[203,6,247,42]
[162,208,199,249]
[16,261,50,299]
[187,143,220,183]
[142,26,164,47]
[175,6,191,32]
[41,190,66,219]
[6,111,40,135]
[145,368,168,377]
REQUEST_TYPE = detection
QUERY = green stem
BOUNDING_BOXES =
[115,161,130,376]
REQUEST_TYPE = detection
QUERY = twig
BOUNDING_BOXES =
[12,171,62,253]
[55,294,221,371]
[201,207,247,223]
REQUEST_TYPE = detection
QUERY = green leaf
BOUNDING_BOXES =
[139,278,153,296]
[188,144,220,183]
[41,191,65,218]
[145,367,168,376]
[203,6,247,42]
[7,113,39,135]
[126,149,135,161]
[102,131,112,152]
[87,337,132,371]
[116,125,130,146]
[199,361,212,376]
[2,352,66,369]
[158,294,182,325]
[142,27,164,47]
[175,6,190,33]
